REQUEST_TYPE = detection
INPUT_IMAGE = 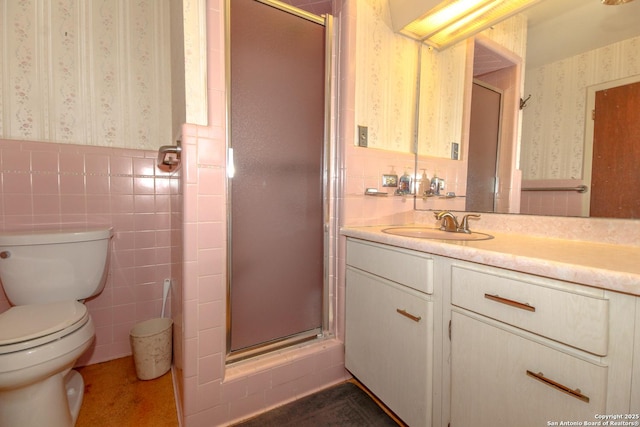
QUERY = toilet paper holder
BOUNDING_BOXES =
[157,141,182,172]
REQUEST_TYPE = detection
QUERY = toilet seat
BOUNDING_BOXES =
[0,301,89,354]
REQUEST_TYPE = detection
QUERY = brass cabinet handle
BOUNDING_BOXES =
[526,370,590,403]
[484,293,535,312]
[396,308,421,322]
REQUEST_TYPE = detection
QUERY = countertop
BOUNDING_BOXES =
[341,225,640,296]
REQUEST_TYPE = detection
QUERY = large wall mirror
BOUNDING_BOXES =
[414,0,640,219]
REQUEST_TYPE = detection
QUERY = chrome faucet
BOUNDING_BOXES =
[434,211,459,232]
[435,211,482,233]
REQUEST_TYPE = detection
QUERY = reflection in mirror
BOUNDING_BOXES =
[415,41,468,213]
[415,16,526,214]
[466,38,521,214]
[415,0,640,219]
[520,0,640,218]
[466,80,504,212]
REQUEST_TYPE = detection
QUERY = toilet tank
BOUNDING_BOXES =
[0,228,112,305]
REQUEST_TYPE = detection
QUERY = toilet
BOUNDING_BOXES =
[0,228,112,427]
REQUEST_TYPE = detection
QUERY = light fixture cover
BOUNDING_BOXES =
[390,0,541,50]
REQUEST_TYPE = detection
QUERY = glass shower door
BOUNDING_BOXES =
[228,0,326,355]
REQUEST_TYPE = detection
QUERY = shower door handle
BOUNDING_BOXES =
[227,148,235,178]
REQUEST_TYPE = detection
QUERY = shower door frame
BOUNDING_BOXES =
[224,0,334,363]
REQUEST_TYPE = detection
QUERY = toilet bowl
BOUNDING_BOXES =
[0,229,112,427]
[0,301,95,426]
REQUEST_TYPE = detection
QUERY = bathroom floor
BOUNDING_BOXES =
[76,356,178,427]
[76,356,405,426]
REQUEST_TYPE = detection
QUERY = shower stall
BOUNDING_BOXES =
[226,0,331,361]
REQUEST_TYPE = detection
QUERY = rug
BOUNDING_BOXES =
[233,382,400,426]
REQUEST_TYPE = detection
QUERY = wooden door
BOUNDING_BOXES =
[590,81,640,218]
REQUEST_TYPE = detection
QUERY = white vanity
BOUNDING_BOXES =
[345,239,438,427]
[342,226,640,427]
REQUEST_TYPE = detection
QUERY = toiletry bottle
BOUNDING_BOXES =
[419,169,428,196]
[398,167,412,195]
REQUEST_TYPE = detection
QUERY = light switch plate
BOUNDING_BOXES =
[358,125,368,147]
[451,142,459,160]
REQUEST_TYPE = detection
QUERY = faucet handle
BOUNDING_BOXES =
[434,210,452,219]
[459,214,481,233]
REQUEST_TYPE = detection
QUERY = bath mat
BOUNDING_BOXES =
[233,382,400,426]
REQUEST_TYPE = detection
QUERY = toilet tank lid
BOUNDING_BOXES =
[0,301,87,345]
[0,228,112,246]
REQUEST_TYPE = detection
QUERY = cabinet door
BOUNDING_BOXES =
[345,267,433,427]
[451,311,607,427]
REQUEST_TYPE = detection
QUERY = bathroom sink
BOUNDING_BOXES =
[381,227,493,241]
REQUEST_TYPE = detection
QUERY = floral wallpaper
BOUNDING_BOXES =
[0,0,175,150]
[182,0,207,126]
[417,42,467,159]
[354,5,528,158]
[521,35,640,180]
[354,0,418,153]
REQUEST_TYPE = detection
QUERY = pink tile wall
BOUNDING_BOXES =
[175,99,349,425]
[520,179,587,217]
[340,141,469,226]
[0,138,179,366]
[342,145,417,225]
[415,156,468,213]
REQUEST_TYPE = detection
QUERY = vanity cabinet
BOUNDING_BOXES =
[345,238,438,427]
[447,261,637,427]
[343,236,639,427]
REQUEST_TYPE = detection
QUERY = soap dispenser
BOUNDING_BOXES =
[397,167,412,195]
[430,172,445,196]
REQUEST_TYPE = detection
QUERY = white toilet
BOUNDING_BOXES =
[0,228,112,427]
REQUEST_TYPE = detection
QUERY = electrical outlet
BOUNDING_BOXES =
[358,125,368,147]
[382,174,398,187]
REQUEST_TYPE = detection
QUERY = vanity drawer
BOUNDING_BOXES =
[346,238,434,294]
[451,264,609,355]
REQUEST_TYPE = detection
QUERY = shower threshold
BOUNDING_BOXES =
[226,328,325,365]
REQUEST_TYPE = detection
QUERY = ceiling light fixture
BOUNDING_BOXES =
[390,0,542,51]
